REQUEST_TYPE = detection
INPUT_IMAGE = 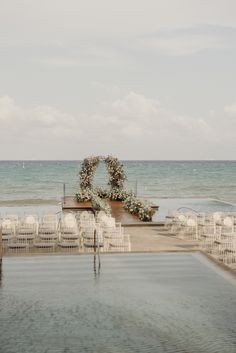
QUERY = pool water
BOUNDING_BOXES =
[151,197,236,221]
[0,253,236,353]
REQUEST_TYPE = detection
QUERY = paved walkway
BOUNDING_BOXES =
[125,226,199,252]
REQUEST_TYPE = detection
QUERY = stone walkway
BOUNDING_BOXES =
[125,226,199,252]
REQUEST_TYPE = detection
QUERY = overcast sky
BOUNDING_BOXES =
[0,0,236,160]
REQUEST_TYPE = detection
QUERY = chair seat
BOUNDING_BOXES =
[34,242,55,248]
[58,242,79,248]
[61,234,79,240]
[39,233,58,240]
[39,229,56,235]
[8,243,28,249]
[16,234,35,240]
[2,235,13,241]
[18,229,35,235]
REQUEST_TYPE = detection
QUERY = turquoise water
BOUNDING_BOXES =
[0,161,235,217]
[0,253,236,353]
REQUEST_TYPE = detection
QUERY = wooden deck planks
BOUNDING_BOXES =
[62,196,156,225]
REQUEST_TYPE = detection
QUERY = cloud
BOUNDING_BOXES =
[137,26,235,56]
[0,95,78,139]
[140,35,225,56]
[224,102,236,115]
[36,45,126,69]
[102,92,212,140]
[0,91,235,159]
[0,93,160,142]
[109,92,161,120]
[0,92,225,139]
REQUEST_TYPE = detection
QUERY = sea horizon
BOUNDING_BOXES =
[1,159,236,162]
[0,160,236,219]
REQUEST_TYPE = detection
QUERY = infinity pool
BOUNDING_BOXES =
[0,253,236,353]
[151,197,236,221]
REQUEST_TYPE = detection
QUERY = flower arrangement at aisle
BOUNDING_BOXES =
[76,188,111,215]
[91,193,111,214]
[76,155,155,221]
[124,195,155,221]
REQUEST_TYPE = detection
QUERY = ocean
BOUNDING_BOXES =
[0,160,236,219]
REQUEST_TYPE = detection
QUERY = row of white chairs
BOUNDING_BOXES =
[1,211,131,253]
[77,211,130,252]
[165,211,236,269]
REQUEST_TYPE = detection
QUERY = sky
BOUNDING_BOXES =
[0,0,236,160]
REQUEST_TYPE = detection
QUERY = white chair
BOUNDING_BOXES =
[181,218,198,240]
[60,213,79,237]
[82,225,104,249]
[1,219,15,248]
[16,220,37,243]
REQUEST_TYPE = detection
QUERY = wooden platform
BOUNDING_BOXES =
[63,197,93,210]
[62,196,159,225]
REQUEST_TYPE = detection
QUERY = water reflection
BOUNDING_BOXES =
[93,254,101,278]
[0,261,2,287]
[0,253,236,353]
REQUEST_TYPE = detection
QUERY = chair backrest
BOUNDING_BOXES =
[6,214,19,223]
[25,216,36,224]
[2,219,13,228]
[62,213,77,227]
[83,226,95,238]
[213,212,222,223]
[178,214,186,223]
[187,218,196,227]
[101,216,116,228]
[223,217,233,228]
[43,214,58,223]
[80,219,95,228]
[96,211,106,220]
[80,211,91,220]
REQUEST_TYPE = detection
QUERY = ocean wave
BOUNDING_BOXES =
[0,199,61,206]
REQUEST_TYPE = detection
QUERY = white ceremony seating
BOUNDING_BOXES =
[164,210,236,269]
[1,211,131,254]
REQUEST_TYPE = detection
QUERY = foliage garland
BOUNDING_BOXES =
[76,155,155,221]
[79,155,126,190]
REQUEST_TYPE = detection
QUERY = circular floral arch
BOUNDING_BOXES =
[79,155,126,191]
[77,155,155,221]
